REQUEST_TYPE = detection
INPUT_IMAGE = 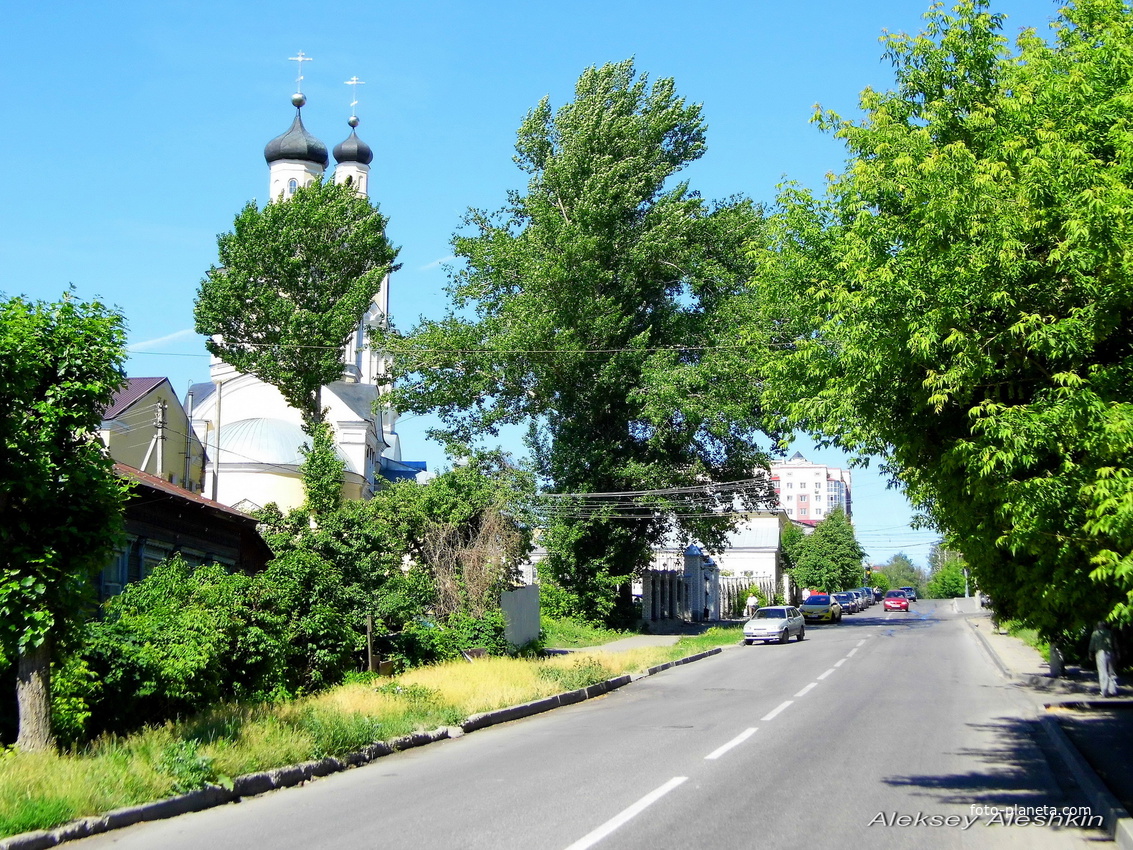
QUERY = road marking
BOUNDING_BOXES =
[834,659,846,667]
[761,700,793,722]
[794,682,817,697]
[563,776,687,850]
[705,727,757,760]
[856,639,867,647]
[846,648,858,657]
[817,668,836,680]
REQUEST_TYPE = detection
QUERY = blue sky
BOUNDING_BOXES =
[3,0,1058,566]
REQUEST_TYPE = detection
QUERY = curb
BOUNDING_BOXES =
[0,645,724,850]
[964,618,1011,679]
[1039,715,1133,849]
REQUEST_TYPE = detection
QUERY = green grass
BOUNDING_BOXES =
[1003,619,1050,662]
[540,615,632,648]
[671,625,743,654]
[0,623,743,839]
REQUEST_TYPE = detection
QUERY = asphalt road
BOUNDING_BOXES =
[74,601,1103,849]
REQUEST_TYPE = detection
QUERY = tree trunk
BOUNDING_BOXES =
[16,640,55,752]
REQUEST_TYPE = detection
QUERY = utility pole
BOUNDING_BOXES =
[184,389,195,490]
[140,400,168,476]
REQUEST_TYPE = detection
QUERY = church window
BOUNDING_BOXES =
[288,178,298,195]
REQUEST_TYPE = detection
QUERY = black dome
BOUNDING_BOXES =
[264,110,329,167]
[333,130,373,166]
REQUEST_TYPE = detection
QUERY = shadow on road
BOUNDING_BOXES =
[879,716,1100,823]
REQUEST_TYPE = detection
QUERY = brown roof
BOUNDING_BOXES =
[114,463,258,522]
[102,377,168,419]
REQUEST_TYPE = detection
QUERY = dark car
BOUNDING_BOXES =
[899,586,918,602]
[833,591,857,613]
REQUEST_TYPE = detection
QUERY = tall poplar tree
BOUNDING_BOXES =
[385,60,769,625]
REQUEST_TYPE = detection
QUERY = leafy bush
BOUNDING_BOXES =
[81,553,364,737]
[159,739,230,793]
[50,654,100,749]
[382,611,510,670]
[253,551,364,694]
[84,558,271,731]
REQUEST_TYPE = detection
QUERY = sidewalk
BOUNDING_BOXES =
[961,603,1133,846]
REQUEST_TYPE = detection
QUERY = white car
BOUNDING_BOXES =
[743,606,806,645]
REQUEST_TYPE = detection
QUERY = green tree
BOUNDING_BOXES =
[0,293,129,751]
[874,554,925,598]
[384,60,768,625]
[779,521,807,575]
[258,450,535,632]
[926,545,969,599]
[299,421,346,517]
[753,0,1133,634]
[194,179,399,512]
[788,509,866,592]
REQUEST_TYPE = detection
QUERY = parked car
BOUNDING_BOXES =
[899,586,918,602]
[859,587,874,607]
[833,591,857,613]
[884,590,910,612]
[801,593,842,623]
[743,606,806,644]
[849,589,867,610]
[872,587,884,602]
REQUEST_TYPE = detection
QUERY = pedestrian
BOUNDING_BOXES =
[1088,621,1119,697]
[744,594,759,618]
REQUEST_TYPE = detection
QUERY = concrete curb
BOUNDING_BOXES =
[1039,715,1133,849]
[964,617,1012,679]
[0,645,724,850]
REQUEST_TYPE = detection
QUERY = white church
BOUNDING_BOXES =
[189,74,424,513]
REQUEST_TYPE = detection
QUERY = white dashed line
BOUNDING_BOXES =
[856,639,868,647]
[817,668,836,680]
[834,659,846,667]
[563,776,688,850]
[761,700,793,722]
[846,648,858,657]
[794,682,818,697]
[705,727,757,760]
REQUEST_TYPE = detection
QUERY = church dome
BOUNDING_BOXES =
[218,417,353,471]
[333,129,373,166]
[264,109,329,167]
